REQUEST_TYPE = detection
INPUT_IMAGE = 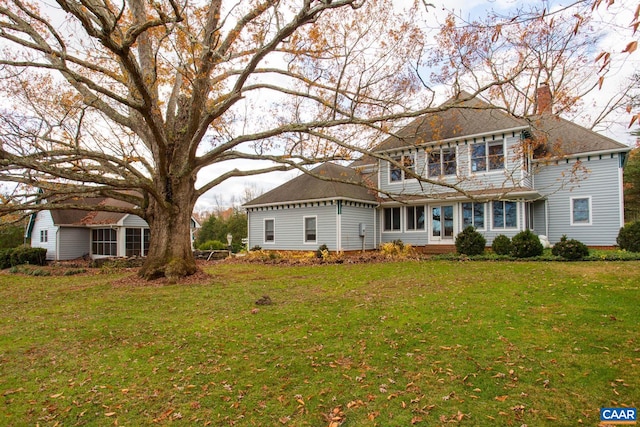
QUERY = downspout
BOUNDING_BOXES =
[619,155,625,226]
[545,199,549,238]
[337,200,342,252]
[56,228,60,261]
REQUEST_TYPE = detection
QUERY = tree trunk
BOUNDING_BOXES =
[138,179,198,282]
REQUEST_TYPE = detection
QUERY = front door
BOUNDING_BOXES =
[431,205,454,242]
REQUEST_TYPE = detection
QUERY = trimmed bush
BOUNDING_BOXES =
[455,226,486,256]
[491,234,513,255]
[511,229,543,258]
[8,245,47,266]
[617,221,640,252]
[552,235,589,260]
[197,240,228,250]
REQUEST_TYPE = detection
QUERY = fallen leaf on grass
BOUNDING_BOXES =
[105,412,116,417]
[495,395,508,402]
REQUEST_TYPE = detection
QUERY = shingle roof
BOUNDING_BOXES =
[49,197,132,226]
[350,92,628,167]
[244,163,377,207]
[374,93,528,152]
[530,114,629,157]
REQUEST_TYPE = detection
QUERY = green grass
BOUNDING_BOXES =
[0,261,639,426]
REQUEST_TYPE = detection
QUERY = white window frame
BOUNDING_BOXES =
[461,202,486,231]
[91,228,118,256]
[491,201,518,230]
[427,146,457,177]
[40,229,48,243]
[570,196,592,226]
[303,216,317,244]
[470,139,505,173]
[405,205,426,232]
[388,154,416,184]
[383,207,401,232]
[264,218,275,244]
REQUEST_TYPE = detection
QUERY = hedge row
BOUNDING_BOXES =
[0,246,47,269]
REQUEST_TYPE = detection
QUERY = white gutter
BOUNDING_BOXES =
[244,197,379,209]
[531,146,631,163]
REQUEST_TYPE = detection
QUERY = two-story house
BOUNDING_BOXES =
[244,88,630,252]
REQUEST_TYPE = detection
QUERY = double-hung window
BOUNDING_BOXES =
[389,154,415,182]
[264,219,275,243]
[471,140,504,172]
[40,229,48,243]
[428,147,456,177]
[492,201,517,229]
[571,197,591,225]
[406,206,425,231]
[462,202,485,229]
[304,216,317,243]
[383,207,401,231]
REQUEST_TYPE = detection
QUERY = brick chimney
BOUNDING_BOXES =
[536,82,552,115]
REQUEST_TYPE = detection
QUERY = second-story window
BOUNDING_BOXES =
[428,147,456,177]
[389,154,415,182]
[471,140,505,172]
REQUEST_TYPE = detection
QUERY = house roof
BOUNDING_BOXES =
[243,163,377,207]
[350,92,629,167]
[375,95,527,153]
[530,114,629,157]
[48,197,133,226]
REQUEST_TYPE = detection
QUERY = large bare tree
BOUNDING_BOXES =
[0,0,634,280]
[0,0,430,280]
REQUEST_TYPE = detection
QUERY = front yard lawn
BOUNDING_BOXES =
[0,260,638,425]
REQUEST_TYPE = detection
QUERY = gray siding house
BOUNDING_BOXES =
[27,196,200,261]
[244,163,378,251]
[244,89,630,252]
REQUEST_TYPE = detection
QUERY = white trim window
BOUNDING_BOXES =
[571,197,592,225]
[40,229,48,243]
[427,146,456,177]
[492,201,518,229]
[264,218,275,244]
[383,207,401,231]
[92,228,117,256]
[406,205,426,231]
[125,228,150,256]
[304,216,317,243]
[471,139,505,172]
[462,202,485,230]
[389,154,415,183]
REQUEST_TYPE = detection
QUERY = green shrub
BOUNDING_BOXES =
[0,248,12,269]
[455,226,486,256]
[8,245,47,266]
[197,240,227,250]
[617,221,640,252]
[551,235,589,260]
[511,229,543,258]
[491,234,513,255]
